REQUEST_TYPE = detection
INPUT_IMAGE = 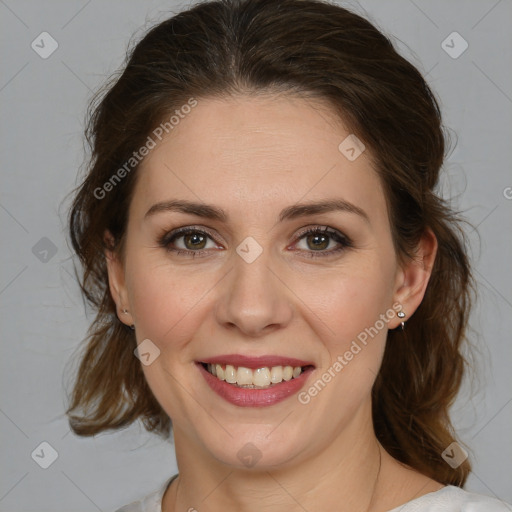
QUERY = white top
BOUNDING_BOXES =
[114,476,512,512]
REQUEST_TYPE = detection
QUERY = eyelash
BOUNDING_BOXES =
[158,225,352,259]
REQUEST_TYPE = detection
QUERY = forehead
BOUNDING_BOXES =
[132,94,387,224]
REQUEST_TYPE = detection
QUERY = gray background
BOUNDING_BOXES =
[1,0,511,510]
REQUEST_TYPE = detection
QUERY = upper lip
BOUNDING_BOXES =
[199,354,315,370]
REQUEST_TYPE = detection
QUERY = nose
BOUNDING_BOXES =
[214,247,293,338]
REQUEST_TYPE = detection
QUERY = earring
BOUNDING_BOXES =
[397,310,406,331]
[122,309,135,330]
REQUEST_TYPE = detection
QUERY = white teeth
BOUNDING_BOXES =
[225,364,237,384]
[216,364,225,380]
[270,366,283,383]
[236,367,253,385]
[205,364,305,387]
[253,367,271,387]
[283,366,293,381]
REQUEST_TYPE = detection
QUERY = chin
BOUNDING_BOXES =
[198,424,307,471]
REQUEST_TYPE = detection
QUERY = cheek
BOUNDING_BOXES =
[293,257,395,404]
[300,260,395,340]
[126,258,211,351]
[126,261,214,420]
[300,274,392,409]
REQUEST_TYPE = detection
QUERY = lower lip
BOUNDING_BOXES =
[197,363,314,407]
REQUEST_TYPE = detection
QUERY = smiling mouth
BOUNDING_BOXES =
[200,362,314,389]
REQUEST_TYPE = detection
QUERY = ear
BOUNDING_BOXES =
[104,230,133,327]
[390,228,438,329]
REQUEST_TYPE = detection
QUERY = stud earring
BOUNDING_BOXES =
[397,310,406,331]
[121,309,135,330]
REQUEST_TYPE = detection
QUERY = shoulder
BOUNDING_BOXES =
[113,475,177,512]
[388,485,512,512]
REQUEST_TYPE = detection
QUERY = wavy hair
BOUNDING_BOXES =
[66,0,474,486]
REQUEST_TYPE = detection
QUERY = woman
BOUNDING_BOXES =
[65,0,511,510]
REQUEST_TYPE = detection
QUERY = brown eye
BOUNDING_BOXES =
[294,226,352,258]
[183,232,208,250]
[305,232,330,251]
[159,227,220,256]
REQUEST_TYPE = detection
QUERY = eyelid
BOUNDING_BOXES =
[294,225,340,239]
[158,225,224,249]
[290,225,352,253]
[159,224,352,257]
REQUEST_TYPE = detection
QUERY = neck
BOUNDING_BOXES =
[165,404,388,512]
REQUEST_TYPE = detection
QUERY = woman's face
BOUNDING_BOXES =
[107,94,419,469]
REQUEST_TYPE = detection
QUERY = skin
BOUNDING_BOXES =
[106,93,442,511]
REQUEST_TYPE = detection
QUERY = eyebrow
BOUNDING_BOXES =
[144,198,369,224]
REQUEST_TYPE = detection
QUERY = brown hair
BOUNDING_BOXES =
[66,0,474,486]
